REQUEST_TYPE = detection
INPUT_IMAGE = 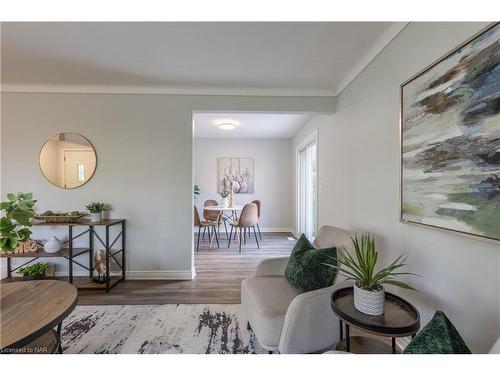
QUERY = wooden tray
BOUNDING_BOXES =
[34,214,87,223]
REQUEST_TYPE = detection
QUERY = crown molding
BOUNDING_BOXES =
[334,22,409,95]
[0,84,337,97]
[1,24,408,97]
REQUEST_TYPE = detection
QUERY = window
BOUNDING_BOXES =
[77,164,85,182]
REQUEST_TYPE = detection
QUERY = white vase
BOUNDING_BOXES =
[90,212,102,222]
[353,282,385,316]
[44,236,63,254]
[222,197,229,208]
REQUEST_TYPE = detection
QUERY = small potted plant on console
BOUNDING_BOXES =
[85,202,106,222]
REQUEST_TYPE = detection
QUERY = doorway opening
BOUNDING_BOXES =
[296,130,318,241]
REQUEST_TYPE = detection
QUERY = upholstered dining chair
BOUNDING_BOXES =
[194,205,219,252]
[251,200,262,240]
[228,203,260,253]
[203,199,220,238]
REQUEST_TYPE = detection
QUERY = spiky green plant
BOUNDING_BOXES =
[324,234,418,291]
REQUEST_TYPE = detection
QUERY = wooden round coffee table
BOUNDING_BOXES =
[1,280,78,354]
[330,287,420,354]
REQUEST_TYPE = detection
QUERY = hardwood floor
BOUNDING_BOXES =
[77,232,295,305]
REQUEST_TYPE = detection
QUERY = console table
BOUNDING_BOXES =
[1,219,126,293]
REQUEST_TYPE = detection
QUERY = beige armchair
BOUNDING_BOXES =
[241,225,353,353]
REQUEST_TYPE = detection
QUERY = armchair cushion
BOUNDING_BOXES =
[241,276,299,349]
[284,234,337,293]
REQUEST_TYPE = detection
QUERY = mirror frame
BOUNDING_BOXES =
[39,132,98,189]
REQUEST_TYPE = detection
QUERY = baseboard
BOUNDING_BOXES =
[259,227,293,233]
[51,270,195,280]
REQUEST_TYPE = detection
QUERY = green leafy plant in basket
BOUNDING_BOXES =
[323,233,418,291]
[1,193,37,253]
[18,262,48,280]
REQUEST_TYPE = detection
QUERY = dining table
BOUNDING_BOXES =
[202,205,244,241]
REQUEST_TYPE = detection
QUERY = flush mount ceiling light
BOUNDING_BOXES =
[216,121,238,130]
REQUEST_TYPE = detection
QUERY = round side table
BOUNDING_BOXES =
[330,287,420,354]
[1,280,78,354]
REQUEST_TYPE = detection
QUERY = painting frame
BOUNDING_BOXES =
[399,22,500,243]
[218,157,255,194]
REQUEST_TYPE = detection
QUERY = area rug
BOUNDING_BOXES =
[62,304,267,354]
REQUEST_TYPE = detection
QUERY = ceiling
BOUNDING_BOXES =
[1,22,406,95]
[194,113,312,139]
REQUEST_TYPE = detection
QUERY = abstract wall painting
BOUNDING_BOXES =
[218,157,254,194]
[401,23,500,242]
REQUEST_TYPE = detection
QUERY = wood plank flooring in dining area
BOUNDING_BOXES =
[77,232,296,305]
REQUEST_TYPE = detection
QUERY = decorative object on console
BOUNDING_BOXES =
[218,157,254,194]
[39,132,97,189]
[93,250,107,284]
[18,262,48,280]
[403,311,471,354]
[85,202,106,222]
[35,210,87,223]
[44,236,64,254]
[14,239,38,254]
[1,192,36,253]
[401,23,500,242]
[324,234,418,316]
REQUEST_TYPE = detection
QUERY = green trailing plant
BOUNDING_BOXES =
[85,202,106,213]
[220,189,229,198]
[1,193,37,253]
[323,234,418,291]
[18,262,48,278]
[193,184,200,200]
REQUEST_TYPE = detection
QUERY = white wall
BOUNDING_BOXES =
[295,23,498,353]
[194,138,292,231]
[1,93,335,279]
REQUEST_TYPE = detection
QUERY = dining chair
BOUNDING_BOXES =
[251,199,263,241]
[194,205,219,252]
[228,203,260,253]
[203,199,220,239]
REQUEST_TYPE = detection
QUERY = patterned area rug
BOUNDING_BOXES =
[62,304,267,354]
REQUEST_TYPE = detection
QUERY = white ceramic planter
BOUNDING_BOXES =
[90,212,102,222]
[353,282,385,316]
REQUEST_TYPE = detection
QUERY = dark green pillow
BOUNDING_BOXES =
[284,234,337,293]
[404,311,471,354]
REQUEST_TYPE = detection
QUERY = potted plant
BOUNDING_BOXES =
[194,184,200,201]
[85,202,106,222]
[0,193,36,253]
[220,189,229,207]
[324,234,418,316]
[18,262,48,280]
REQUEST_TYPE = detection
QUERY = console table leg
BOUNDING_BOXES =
[392,337,396,354]
[7,258,12,278]
[89,225,94,279]
[68,226,73,284]
[121,221,126,280]
[345,324,350,352]
[105,226,110,293]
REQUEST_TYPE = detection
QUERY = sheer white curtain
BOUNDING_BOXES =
[298,141,317,241]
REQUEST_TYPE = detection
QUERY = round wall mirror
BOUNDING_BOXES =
[39,133,97,189]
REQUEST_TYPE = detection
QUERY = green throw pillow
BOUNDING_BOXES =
[284,234,337,293]
[404,311,471,354]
